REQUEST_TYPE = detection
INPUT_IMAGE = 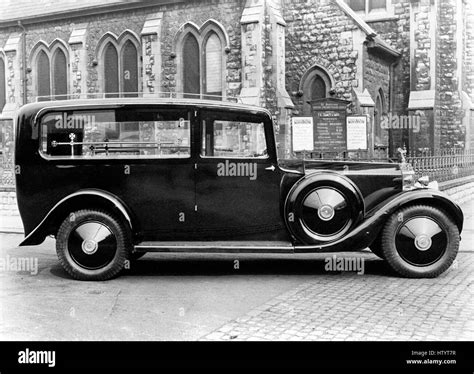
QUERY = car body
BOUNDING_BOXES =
[14,98,463,280]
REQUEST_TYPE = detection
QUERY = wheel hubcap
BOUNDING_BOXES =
[414,234,432,251]
[301,187,352,241]
[68,221,117,270]
[81,239,98,255]
[318,204,335,221]
[395,216,447,266]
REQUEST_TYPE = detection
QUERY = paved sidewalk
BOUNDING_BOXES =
[202,200,474,341]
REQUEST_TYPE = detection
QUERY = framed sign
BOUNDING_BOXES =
[292,117,314,151]
[311,98,349,153]
[346,115,368,150]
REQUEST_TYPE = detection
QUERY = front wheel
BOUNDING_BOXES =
[56,209,131,281]
[380,205,459,278]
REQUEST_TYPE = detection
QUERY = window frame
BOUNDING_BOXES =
[36,106,193,161]
[198,110,270,160]
[300,65,333,116]
[175,21,228,100]
[51,47,68,100]
[30,41,70,101]
[97,32,141,98]
[346,0,393,20]
[202,31,223,98]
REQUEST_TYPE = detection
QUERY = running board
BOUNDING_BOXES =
[134,241,295,253]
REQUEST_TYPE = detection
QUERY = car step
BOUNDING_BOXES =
[134,241,295,253]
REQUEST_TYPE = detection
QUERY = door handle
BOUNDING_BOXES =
[56,165,76,168]
[265,165,275,172]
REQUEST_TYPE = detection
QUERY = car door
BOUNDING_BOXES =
[195,108,283,240]
[113,105,197,240]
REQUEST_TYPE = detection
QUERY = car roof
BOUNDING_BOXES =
[16,97,272,118]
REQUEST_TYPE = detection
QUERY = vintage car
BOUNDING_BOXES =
[14,98,463,280]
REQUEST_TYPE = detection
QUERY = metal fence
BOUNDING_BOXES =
[406,149,474,182]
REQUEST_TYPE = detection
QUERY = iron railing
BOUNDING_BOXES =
[406,149,474,182]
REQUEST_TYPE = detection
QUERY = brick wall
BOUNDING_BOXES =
[160,0,243,97]
[435,0,464,149]
[412,0,433,91]
[385,0,411,114]
[1,0,245,102]
[463,0,474,102]
[363,52,390,107]
[283,0,358,116]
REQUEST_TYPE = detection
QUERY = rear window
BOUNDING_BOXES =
[39,108,191,159]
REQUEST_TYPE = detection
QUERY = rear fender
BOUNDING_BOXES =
[19,189,135,246]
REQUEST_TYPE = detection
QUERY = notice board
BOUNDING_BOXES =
[292,117,314,152]
[346,115,368,150]
[310,98,349,153]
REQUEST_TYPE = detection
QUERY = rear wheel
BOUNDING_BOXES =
[369,235,385,259]
[56,209,131,281]
[380,205,459,278]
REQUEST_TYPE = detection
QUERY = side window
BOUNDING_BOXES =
[201,114,267,158]
[40,108,191,159]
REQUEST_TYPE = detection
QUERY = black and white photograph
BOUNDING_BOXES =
[0,0,473,370]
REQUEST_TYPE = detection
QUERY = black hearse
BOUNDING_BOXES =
[14,98,463,280]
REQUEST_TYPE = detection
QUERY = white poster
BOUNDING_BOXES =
[346,116,367,150]
[292,117,314,152]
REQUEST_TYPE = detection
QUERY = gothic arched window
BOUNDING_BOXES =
[104,43,119,98]
[204,32,222,97]
[176,21,227,100]
[301,65,332,115]
[32,41,69,101]
[37,50,51,100]
[122,40,138,97]
[311,75,327,101]
[52,48,67,100]
[183,34,200,98]
[99,34,140,98]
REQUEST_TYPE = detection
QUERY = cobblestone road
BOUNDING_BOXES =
[203,201,474,341]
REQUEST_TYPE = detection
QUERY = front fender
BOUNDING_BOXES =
[294,188,463,253]
[367,188,464,232]
[19,189,134,246]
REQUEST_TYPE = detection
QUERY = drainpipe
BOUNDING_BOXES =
[389,59,399,158]
[17,20,27,105]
